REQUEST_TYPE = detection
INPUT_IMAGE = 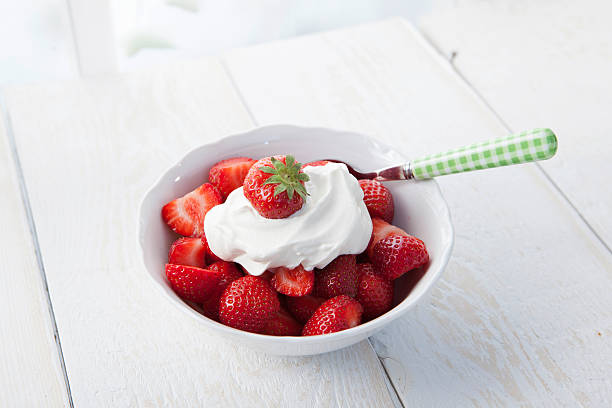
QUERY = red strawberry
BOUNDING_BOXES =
[270,265,315,297]
[243,155,309,219]
[201,233,223,264]
[242,268,275,281]
[165,263,221,303]
[262,308,302,336]
[219,276,280,333]
[355,263,393,320]
[161,183,223,237]
[313,255,359,299]
[209,157,256,199]
[301,160,330,169]
[208,261,243,285]
[358,179,394,223]
[302,295,363,336]
[252,270,274,281]
[200,261,243,320]
[356,251,370,264]
[371,234,429,280]
[168,237,206,268]
[366,217,408,259]
[201,297,221,321]
[285,295,325,324]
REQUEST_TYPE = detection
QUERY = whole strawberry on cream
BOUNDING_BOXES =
[204,156,372,276]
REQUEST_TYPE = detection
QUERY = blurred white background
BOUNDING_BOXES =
[0,0,440,84]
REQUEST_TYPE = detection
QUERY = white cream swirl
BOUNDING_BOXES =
[204,162,372,275]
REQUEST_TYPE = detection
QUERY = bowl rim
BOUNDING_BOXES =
[138,124,454,345]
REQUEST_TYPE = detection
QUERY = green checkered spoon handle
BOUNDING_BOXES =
[331,128,557,181]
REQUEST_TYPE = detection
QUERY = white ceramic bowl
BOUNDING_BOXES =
[138,125,453,356]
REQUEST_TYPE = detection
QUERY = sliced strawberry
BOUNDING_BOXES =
[262,308,302,336]
[201,297,221,321]
[201,233,223,263]
[209,261,243,286]
[301,160,330,169]
[219,276,280,333]
[258,270,274,281]
[371,234,429,280]
[242,268,275,281]
[302,295,363,336]
[161,183,223,237]
[356,251,370,264]
[356,263,393,320]
[165,263,221,303]
[285,295,325,324]
[168,237,206,268]
[243,155,309,219]
[366,218,408,259]
[200,261,243,320]
[358,179,394,223]
[313,255,359,299]
[270,265,315,297]
[209,157,256,199]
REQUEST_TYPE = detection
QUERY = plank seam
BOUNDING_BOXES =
[0,92,75,408]
[219,59,259,126]
[221,53,403,408]
[408,21,612,256]
[368,340,405,408]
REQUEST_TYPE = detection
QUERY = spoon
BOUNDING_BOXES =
[327,128,557,181]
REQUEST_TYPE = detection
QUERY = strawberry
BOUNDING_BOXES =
[270,265,315,297]
[253,270,274,281]
[208,261,243,286]
[285,295,325,324]
[358,179,394,223]
[242,268,275,281]
[201,233,223,263]
[219,276,280,333]
[200,261,243,320]
[366,217,408,259]
[262,308,302,336]
[161,183,223,237]
[209,157,256,199]
[371,234,429,280]
[243,155,309,219]
[302,295,363,336]
[355,263,393,320]
[168,237,206,268]
[165,263,221,303]
[301,160,330,169]
[356,251,370,264]
[313,255,358,299]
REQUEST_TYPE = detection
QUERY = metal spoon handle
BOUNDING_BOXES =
[408,128,557,180]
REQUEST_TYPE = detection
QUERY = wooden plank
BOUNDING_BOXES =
[223,19,612,406]
[419,0,612,249]
[4,59,394,407]
[0,113,69,406]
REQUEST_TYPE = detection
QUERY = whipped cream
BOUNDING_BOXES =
[204,162,372,275]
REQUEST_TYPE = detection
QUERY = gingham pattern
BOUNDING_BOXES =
[412,128,557,180]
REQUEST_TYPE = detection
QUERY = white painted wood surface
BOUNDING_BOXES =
[4,59,394,407]
[223,19,612,406]
[0,115,69,406]
[3,15,611,407]
[419,0,612,249]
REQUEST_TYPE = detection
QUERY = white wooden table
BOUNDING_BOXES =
[1,12,611,408]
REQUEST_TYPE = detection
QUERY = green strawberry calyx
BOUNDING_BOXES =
[260,155,310,200]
